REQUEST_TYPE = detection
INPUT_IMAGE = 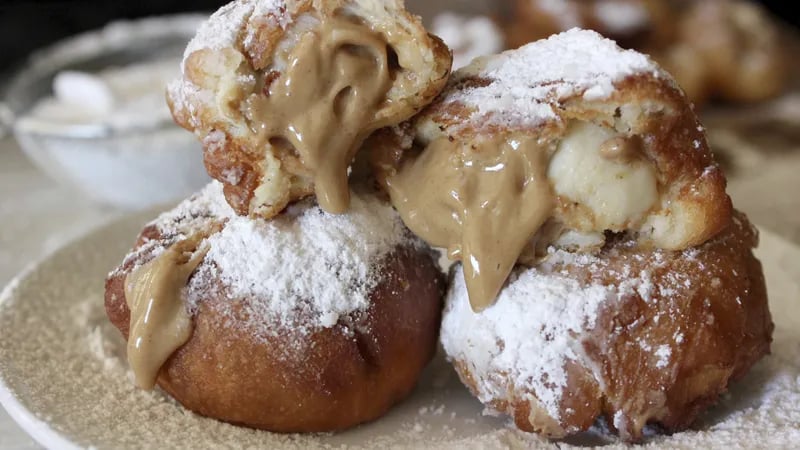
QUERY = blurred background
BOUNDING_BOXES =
[0,1,797,448]
[1,1,224,73]
[0,0,796,78]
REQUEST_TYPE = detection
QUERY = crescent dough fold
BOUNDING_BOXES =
[168,0,452,218]
[370,29,732,310]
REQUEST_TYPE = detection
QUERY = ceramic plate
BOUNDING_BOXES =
[1,212,799,449]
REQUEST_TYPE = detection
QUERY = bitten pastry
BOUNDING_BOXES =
[441,211,772,441]
[503,0,788,105]
[104,182,444,432]
[370,29,731,310]
[168,0,452,219]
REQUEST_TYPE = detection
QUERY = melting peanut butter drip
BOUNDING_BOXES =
[385,136,554,311]
[124,237,208,390]
[247,16,392,213]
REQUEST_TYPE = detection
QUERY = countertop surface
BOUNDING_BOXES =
[0,138,117,450]
[1,104,799,448]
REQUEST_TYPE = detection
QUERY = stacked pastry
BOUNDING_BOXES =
[105,0,772,443]
[504,0,788,105]
[106,0,451,432]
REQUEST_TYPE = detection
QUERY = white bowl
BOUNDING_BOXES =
[3,15,210,210]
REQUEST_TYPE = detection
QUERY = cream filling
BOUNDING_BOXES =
[386,121,658,310]
[548,121,658,231]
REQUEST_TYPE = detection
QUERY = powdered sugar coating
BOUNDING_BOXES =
[187,186,417,333]
[168,0,291,124]
[153,181,235,238]
[439,212,770,439]
[117,181,417,338]
[110,182,234,276]
[441,265,616,421]
[182,0,288,65]
[443,29,659,129]
[440,241,719,424]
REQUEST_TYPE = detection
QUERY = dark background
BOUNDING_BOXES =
[0,0,224,72]
[0,0,797,77]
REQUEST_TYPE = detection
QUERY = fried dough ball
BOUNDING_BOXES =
[168,0,452,219]
[441,211,772,441]
[105,182,445,432]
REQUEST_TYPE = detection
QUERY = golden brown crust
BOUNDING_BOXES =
[448,211,772,441]
[105,213,445,432]
[168,0,452,219]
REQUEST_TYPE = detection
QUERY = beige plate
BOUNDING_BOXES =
[0,212,799,449]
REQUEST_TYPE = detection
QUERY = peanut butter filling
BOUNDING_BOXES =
[384,136,554,311]
[246,15,393,214]
[124,237,208,390]
[385,122,658,311]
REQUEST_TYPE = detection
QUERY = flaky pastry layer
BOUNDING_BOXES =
[168,0,452,218]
